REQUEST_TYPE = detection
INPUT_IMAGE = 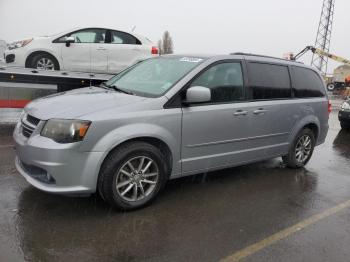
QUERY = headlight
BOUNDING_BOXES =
[341,101,350,111]
[7,38,33,50]
[41,119,91,144]
[16,110,26,129]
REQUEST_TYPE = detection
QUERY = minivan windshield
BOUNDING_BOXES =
[104,56,204,97]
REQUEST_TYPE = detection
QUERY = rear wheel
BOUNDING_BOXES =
[28,53,59,70]
[283,128,315,168]
[98,142,169,210]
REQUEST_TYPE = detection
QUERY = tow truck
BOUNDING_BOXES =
[0,65,113,122]
[292,46,350,91]
[0,66,112,109]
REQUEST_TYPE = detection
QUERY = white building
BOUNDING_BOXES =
[333,65,350,83]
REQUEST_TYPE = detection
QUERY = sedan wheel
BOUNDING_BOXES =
[36,57,55,70]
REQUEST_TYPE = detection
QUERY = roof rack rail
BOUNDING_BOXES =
[230,52,303,63]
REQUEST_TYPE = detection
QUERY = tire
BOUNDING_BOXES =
[340,122,350,130]
[283,128,316,168]
[98,142,169,210]
[28,53,59,70]
[327,83,335,91]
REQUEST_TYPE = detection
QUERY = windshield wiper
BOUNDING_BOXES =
[99,82,134,95]
[110,85,135,95]
[99,82,110,89]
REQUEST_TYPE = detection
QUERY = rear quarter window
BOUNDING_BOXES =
[110,30,141,45]
[247,62,291,100]
[291,66,326,98]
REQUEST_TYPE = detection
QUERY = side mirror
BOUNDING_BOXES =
[184,86,211,105]
[65,36,75,47]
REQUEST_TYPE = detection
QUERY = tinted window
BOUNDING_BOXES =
[247,62,291,100]
[190,62,244,103]
[292,66,325,98]
[58,29,106,43]
[111,31,140,45]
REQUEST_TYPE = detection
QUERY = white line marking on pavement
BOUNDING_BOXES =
[221,199,350,262]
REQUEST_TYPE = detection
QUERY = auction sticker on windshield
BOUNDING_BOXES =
[179,57,203,63]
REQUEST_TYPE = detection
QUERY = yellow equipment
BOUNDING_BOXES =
[293,46,350,66]
[292,46,350,91]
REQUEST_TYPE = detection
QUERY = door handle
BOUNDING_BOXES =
[97,47,106,51]
[253,108,268,115]
[233,110,248,116]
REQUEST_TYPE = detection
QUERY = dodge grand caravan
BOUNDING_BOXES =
[14,54,330,210]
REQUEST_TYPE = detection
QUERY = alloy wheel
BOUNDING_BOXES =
[115,156,159,202]
[295,135,312,163]
[36,58,55,70]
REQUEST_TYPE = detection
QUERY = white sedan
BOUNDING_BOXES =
[4,27,158,73]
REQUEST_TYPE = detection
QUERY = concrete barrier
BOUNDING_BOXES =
[0,39,6,62]
[0,108,22,123]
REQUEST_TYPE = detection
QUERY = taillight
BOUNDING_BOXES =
[151,46,158,55]
[328,101,332,113]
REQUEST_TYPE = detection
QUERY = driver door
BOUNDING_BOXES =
[60,28,107,72]
[181,61,254,174]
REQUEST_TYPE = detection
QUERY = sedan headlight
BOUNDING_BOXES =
[341,101,350,111]
[41,119,91,144]
[7,38,33,50]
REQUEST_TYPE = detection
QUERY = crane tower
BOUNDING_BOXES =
[311,0,335,75]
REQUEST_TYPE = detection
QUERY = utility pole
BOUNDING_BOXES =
[311,0,335,75]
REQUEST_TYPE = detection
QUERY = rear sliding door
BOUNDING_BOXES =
[245,61,296,158]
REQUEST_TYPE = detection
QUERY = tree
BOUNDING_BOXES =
[158,31,174,55]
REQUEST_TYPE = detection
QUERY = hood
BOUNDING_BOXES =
[34,35,51,40]
[25,87,148,120]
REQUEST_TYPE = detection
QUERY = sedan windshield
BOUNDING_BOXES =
[105,57,204,97]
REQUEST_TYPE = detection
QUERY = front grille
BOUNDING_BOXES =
[26,114,40,126]
[21,114,40,138]
[21,121,35,137]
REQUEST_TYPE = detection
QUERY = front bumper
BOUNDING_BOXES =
[338,110,350,123]
[4,48,26,67]
[13,120,104,194]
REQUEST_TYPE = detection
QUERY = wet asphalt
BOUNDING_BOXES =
[0,112,350,262]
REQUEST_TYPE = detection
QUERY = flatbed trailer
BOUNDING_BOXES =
[0,66,113,109]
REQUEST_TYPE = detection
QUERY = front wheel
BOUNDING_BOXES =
[327,83,335,91]
[29,53,59,71]
[283,128,315,168]
[98,142,169,210]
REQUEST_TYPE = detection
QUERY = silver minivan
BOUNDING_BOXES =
[14,54,330,210]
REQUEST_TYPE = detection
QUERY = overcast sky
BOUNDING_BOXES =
[0,0,349,73]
